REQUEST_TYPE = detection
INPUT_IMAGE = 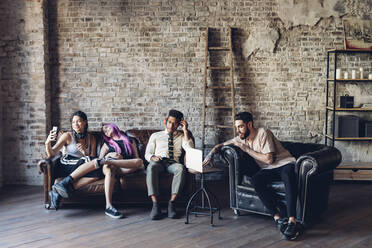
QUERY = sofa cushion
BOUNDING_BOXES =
[126,129,161,166]
[77,178,120,194]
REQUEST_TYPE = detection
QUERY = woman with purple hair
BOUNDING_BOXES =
[51,122,143,219]
[97,123,144,218]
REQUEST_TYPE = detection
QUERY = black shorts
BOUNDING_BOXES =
[53,154,104,179]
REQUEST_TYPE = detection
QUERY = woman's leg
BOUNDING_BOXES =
[70,159,99,180]
[73,177,99,190]
[105,158,143,169]
[102,164,123,219]
[103,164,116,209]
[53,159,100,198]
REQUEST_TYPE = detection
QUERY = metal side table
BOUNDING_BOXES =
[185,167,222,226]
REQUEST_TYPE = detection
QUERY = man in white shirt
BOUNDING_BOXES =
[203,112,301,240]
[145,109,194,220]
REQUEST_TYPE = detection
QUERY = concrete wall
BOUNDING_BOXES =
[0,0,371,185]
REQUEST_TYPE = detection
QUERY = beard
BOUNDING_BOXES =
[239,129,250,139]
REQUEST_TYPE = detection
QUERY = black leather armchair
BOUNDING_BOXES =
[221,141,342,224]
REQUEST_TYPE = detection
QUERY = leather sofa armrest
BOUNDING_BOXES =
[295,146,341,223]
[220,145,240,208]
[295,146,342,177]
[37,159,49,174]
[37,153,61,174]
[38,153,61,207]
[221,145,242,177]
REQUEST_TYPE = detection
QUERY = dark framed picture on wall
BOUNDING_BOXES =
[343,18,372,50]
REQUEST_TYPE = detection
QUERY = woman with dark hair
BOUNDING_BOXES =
[45,111,104,209]
[49,122,143,218]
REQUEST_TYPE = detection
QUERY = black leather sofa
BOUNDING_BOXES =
[221,142,342,225]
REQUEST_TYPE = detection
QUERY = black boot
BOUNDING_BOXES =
[52,176,74,198]
[150,202,162,220]
[168,200,177,219]
[49,189,61,210]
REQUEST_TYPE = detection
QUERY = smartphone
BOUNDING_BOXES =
[52,126,58,133]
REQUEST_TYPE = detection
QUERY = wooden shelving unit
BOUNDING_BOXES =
[325,49,372,181]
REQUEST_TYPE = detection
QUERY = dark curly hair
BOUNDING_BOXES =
[235,112,253,124]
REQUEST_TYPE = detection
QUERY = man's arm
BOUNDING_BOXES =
[145,133,161,162]
[45,132,69,158]
[232,141,275,164]
[180,119,194,149]
[202,138,235,166]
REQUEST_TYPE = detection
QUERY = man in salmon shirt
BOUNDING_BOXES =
[203,111,302,240]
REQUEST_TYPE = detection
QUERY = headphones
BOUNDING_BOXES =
[164,117,168,126]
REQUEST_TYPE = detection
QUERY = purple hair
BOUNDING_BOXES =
[102,123,133,156]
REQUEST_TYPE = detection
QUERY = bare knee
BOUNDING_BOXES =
[103,164,116,177]
[135,158,144,169]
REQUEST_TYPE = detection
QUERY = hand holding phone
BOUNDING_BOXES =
[47,126,58,143]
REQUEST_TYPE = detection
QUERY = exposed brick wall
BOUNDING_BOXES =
[0,0,50,185]
[0,87,2,186]
[0,0,371,185]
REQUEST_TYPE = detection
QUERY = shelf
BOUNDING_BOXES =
[337,161,372,169]
[326,135,372,141]
[334,161,372,181]
[328,49,372,53]
[327,79,372,82]
[326,107,372,111]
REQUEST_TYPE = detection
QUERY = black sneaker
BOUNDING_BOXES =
[168,201,177,219]
[283,222,301,240]
[52,176,74,198]
[275,218,288,233]
[49,189,61,210]
[105,206,123,219]
[150,202,162,220]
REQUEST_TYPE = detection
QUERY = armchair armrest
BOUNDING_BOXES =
[221,145,245,179]
[295,146,342,177]
[295,146,341,223]
[221,145,256,208]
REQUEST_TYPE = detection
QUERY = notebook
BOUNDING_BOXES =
[185,148,221,173]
